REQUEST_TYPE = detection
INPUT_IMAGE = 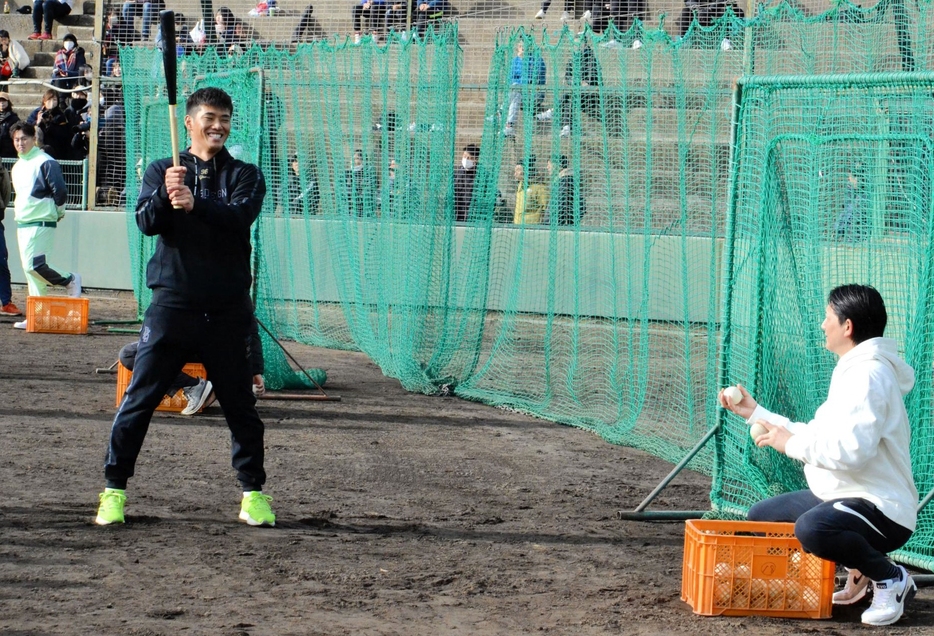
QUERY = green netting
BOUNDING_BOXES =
[118,2,934,569]
[722,70,934,569]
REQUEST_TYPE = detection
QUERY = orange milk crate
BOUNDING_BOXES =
[115,362,208,413]
[681,519,835,619]
[25,296,89,334]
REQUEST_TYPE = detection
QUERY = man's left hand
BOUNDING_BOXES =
[753,419,793,454]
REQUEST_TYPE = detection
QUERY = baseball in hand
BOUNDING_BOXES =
[750,422,768,440]
[723,386,742,405]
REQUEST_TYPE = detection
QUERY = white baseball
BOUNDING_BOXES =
[750,422,768,440]
[723,386,742,405]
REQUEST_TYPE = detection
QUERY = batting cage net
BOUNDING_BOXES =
[114,0,934,569]
[721,71,934,570]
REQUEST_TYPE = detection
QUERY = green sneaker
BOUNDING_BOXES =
[239,492,276,526]
[96,488,126,525]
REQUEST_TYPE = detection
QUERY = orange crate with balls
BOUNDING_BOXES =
[115,362,208,413]
[25,296,89,334]
[681,519,834,619]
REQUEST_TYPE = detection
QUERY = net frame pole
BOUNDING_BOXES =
[616,79,747,523]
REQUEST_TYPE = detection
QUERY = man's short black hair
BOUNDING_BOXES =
[10,121,36,139]
[464,144,479,158]
[556,154,569,170]
[827,284,887,344]
[186,87,234,116]
[0,30,10,39]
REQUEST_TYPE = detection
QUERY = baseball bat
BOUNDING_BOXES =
[160,10,182,208]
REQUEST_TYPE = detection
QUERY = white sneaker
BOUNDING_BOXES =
[13,320,27,330]
[503,126,516,137]
[720,37,732,51]
[534,8,545,19]
[180,378,214,416]
[66,272,82,297]
[536,108,553,122]
[861,566,916,626]
[560,10,570,21]
[631,38,643,49]
[560,125,571,137]
[601,39,623,50]
[581,10,591,22]
[354,33,361,44]
[833,568,871,606]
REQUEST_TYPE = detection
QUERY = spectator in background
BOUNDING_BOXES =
[97,95,127,206]
[0,161,22,316]
[453,143,478,222]
[411,0,450,35]
[344,149,378,216]
[0,30,31,79]
[547,155,585,225]
[65,88,91,159]
[9,122,82,330]
[534,0,572,22]
[29,0,75,41]
[214,6,255,54]
[102,10,139,76]
[121,0,164,41]
[513,159,548,225]
[352,0,386,43]
[51,34,86,90]
[504,40,546,137]
[0,92,21,159]
[539,44,603,138]
[27,90,73,161]
[291,5,323,44]
[286,153,320,215]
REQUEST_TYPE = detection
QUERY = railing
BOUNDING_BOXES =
[1,158,90,210]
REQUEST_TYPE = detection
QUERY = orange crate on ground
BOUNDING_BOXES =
[681,519,835,619]
[115,362,208,413]
[25,296,89,334]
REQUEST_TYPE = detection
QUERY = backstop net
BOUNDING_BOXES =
[720,71,934,569]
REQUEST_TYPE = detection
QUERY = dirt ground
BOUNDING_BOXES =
[1,290,932,636]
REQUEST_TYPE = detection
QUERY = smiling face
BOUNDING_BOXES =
[12,129,36,156]
[185,103,231,160]
[821,303,855,356]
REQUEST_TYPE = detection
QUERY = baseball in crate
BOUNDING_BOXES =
[717,284,918,627]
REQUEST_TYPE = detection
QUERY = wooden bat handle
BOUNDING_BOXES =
[168,104,183,209]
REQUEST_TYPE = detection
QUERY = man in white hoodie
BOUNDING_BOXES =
[719,284,917,627]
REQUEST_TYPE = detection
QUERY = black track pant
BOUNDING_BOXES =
[104,301,265,491]
[748,489,912,582]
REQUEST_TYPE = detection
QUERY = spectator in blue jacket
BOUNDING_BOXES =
[504,40,546,137]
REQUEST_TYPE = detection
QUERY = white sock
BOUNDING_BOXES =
[243,491,262,497]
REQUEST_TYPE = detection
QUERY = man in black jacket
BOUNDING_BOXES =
[96,87,275,528]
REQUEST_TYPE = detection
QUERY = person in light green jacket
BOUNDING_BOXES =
[9,121,81,328]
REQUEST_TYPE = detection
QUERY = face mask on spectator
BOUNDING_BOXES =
[47,99,59,109]
[64,41,76,51]
[462,158,474,170]
[100,96,106,106]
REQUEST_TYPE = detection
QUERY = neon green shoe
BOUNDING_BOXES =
[239,492,276,526]
[96,488,126,525]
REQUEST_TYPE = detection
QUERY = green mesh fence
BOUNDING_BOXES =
[722,70,934,569]
[118,2,934,569]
